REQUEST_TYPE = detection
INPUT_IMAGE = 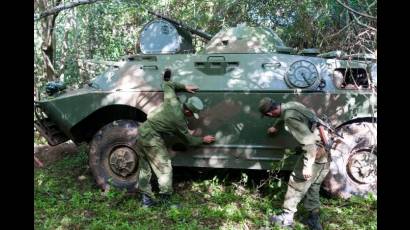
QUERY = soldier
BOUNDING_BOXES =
[136,69,215,207]
[258,97,330,230]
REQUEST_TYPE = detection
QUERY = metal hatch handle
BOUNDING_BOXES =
[262,62,281,69]
[140,65,158,70]
[207,56,226,62]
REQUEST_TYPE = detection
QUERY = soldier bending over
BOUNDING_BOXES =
[135,69,215,207]
[259,98,330,230]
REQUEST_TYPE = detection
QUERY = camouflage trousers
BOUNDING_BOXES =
[135,134,173,198]
[282,151,330,214]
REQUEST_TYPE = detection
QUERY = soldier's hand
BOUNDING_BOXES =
[267,126,278,134]
[202,135,215,144]
[185,85,199,93]
[302,168,312,180]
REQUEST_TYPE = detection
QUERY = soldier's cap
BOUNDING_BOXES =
[259,97,279,117]
[185,96,204,119]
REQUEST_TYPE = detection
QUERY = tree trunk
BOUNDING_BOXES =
[35,0,105,82]
[36,0,62,82]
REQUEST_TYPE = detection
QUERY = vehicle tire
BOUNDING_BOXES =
[322,121,377,199]
[89,120,140,192]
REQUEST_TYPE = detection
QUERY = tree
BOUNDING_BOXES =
[34,0,105,82]
[35,0,104,21]
[35,0,62,81]
[34,0,377,92]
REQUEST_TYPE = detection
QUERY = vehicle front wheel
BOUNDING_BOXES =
[89,120,140,192]
[322,121,377,199]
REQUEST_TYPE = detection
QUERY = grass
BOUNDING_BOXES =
[34,150,376,230]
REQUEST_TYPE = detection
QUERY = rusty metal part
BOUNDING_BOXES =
[347,149,377,185]
[318,125,329,146]
[34,104,69,146]
[109,146,138,178]
[34,154,44,168]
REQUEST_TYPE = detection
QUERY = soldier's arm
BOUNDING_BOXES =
[267,118,284,134]
[285,117,317,176]
[301,145,316,178]
[173,82,187,91]
[162,81,186,103]
[272,118,284,128]
[174,118,203,146]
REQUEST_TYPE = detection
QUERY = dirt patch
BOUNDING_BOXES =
[34,142,79,168]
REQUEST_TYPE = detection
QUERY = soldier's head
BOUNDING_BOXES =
[259,97,281,117]
[183,96,204,119]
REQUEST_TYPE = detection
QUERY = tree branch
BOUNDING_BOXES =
[35,0,104,21]
[335,0,377,20]
[351,13,377,31]
[366,0,377,12]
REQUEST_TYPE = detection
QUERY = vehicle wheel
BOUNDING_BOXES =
[89,120,140,192]
[322,121,377,199]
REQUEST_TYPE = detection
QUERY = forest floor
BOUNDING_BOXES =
[34,144,376,230]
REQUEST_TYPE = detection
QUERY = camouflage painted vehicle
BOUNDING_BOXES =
[34,13,377,199]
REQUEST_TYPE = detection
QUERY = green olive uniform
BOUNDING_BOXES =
[135,81,203,198]
[273,101,330,215]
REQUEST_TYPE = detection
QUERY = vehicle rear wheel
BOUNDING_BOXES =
[322,121,377,199]
[89,120,140,192]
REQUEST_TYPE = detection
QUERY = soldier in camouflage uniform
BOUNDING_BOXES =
[136,71,215,207]
[259,97,330,230]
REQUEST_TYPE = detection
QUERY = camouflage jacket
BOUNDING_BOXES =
[273,102,327,165]
[281,102,319,145]
[138,81,202,146]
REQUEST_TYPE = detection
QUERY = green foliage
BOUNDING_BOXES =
[34,130,48,145]
[34,0,376,93]
[35,152,376,229]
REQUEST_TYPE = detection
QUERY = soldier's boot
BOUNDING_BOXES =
[304,210,323,230]
[158,193,180,209]
[141,193,157,208]
[158,193,171,204]
[270,212,294,228]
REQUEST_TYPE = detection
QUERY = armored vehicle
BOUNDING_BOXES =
[34,12,377,199]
